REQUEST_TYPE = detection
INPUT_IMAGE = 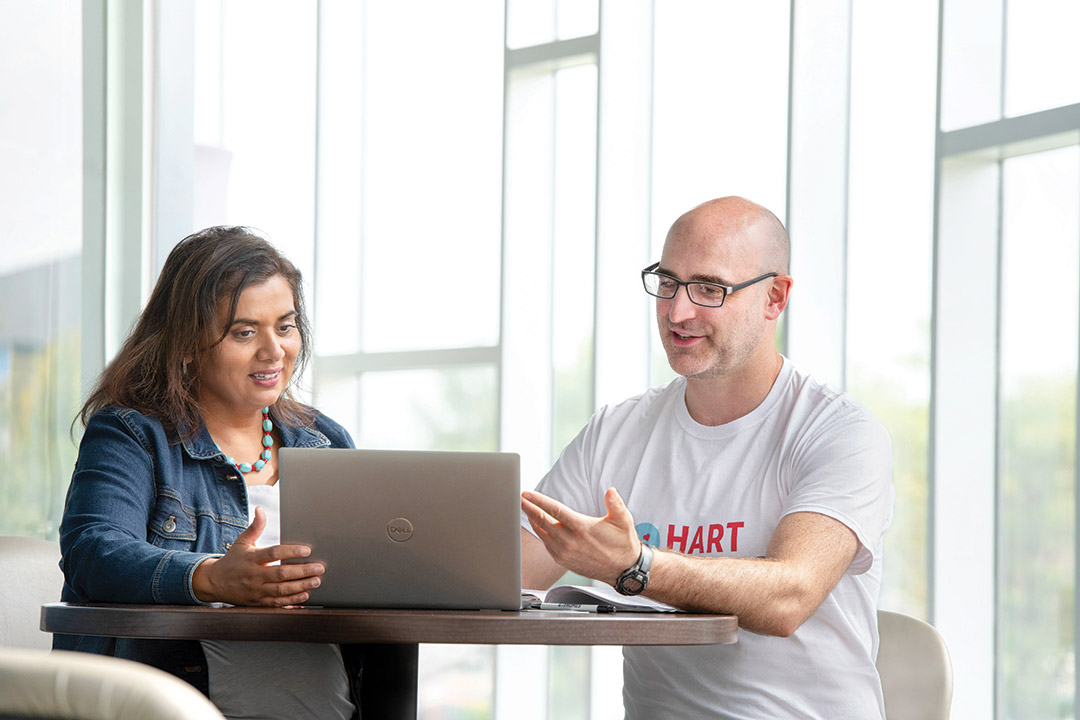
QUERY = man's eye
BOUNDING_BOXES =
[657,278,678,291]
[697,285,724,298]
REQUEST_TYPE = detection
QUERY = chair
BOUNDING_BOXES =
[0,647,226,720]
[876,609,954,720]
[0,535,63,649]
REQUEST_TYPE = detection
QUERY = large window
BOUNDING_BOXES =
[0,0,82,537]
[11,1,1080,718]
[935,2,1080,718]
[997,147,1078,718]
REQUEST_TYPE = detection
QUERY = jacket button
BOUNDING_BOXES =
[163,517,177,533]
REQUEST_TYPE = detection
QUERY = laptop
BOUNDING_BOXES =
[278,447,522,611]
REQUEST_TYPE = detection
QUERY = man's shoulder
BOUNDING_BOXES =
[779,363,890,447]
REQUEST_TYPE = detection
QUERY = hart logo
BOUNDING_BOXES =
[386,517,414,543]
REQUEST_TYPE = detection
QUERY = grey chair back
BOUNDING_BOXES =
[877,609,953,720]
[0,535,63,649]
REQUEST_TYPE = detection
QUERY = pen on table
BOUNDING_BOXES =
[535,602,617,613]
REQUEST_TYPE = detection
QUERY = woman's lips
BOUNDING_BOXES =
[250,369,281,387]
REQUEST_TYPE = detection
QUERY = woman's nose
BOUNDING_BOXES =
[257,332,286,361]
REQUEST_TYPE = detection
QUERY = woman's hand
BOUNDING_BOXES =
[192,506,325,607]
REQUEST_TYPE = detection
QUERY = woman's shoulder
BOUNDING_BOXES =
[79,405,177,458]
[278,404,354,449]
[85,405,169,434]
[308,409,355,449]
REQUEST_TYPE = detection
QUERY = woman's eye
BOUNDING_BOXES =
[277,323,296,334]
[234,329,255,339]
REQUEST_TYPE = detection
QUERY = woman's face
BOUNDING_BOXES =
[197,274,301,417]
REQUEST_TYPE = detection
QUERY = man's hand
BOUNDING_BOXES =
[192,506,325,607]
[521,487,641,585]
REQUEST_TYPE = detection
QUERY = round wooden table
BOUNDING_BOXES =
[42,602,738,719]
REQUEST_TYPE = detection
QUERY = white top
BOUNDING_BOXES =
[527,357,894,719]
[201,484,355,720]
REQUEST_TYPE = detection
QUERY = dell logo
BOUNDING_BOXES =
[387,517,414,543]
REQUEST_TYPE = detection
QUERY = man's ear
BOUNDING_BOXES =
[764,275,793,321]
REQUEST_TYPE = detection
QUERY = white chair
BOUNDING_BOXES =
[0,647,226,720]
[877,609,954,720]
[0,535,63,649]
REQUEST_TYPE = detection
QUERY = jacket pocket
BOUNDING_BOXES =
[149,492,197,547]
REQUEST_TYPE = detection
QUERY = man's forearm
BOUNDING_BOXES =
[643,512,859,636]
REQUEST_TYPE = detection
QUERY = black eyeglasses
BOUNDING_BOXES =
[641,263,778,308]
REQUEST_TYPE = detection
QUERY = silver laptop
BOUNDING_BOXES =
[278,447,522,611]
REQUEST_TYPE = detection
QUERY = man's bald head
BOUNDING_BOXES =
[667,196,790,275]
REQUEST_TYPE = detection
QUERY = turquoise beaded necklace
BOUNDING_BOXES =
[219,406,274,474]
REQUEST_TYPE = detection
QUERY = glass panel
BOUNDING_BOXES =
[998,146,1079,719]
[507,0,556,49]
[313,0,364,356]
[507,0,596,49]
[358,367,498,452]
[1004,0,1080,117]
[502,66,556,487]
[418,645,495,720]
[548,645,590,720]
[934,154,1000,720]
[360,0,503,354]
[0,0,82,536]
[557,0,598,41]
[551,64,597,456]
[312,373,360,444]
[939,0,1004,131]
[650,1,789,245]
[846,0,938,618]
[192,0,318,283]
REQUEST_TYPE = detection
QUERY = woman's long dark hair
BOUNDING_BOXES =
[77,226,314,439]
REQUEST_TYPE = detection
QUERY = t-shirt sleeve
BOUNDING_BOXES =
[782,403,895,575]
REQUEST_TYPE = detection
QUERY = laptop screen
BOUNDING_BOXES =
[278,447,522,611]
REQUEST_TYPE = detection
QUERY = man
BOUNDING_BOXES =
[521,196,894,719]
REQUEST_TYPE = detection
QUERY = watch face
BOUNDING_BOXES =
[618,571,647,595]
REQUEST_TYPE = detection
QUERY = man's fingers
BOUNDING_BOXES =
[604,487,632,522]
[522,490,579,527]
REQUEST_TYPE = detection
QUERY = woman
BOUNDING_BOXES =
[56,226,360,719]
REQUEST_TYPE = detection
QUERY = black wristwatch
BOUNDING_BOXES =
[615,543,653,596]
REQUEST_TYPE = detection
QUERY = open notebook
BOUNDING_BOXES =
[522,583,679,612]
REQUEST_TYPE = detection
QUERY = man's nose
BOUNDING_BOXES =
[665,285,698,324]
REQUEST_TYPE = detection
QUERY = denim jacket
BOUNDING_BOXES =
[54,405,365,711]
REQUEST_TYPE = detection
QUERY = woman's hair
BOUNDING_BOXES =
[77,226,314,438]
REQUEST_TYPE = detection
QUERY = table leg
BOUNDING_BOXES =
[360,643,419,720]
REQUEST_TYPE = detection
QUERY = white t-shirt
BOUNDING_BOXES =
[527,357,894,719]
[201,484,356,720]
